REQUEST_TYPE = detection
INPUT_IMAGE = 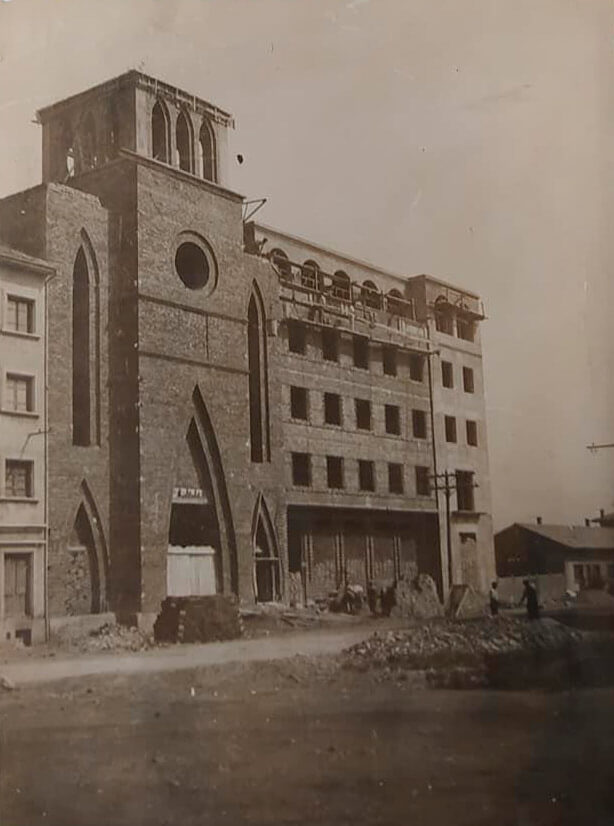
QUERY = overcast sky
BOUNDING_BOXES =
[1,0,612,529]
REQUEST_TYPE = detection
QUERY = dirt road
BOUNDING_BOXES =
[1,652,613,826]
[0,625,381,686]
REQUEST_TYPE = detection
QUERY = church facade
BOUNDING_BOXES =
[0,72,495,629]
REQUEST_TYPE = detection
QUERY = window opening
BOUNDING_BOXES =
[292,453,311,487]
[457,316,475,342]
[288,320,306,355]
[388,463,404,494]
[176,110,193,173]
[441,360,454,388]
[322,328,339,362]
[290,386,308,420]
[355,399,371,430]
[463,366,475,393]
[456,470,475,512]
[383,345,397,376]
[5,374,34,413]
[199,119,216,181]
[324,393,342,426]
[326,456,344,489]
[6,296,34,333]
[415,466,431,496]
[412,409,427,439]
[358,460,375,492]
[409,354,424,382]
[466,420,478,446]
[5,460,33,498]
[152,100,170,163]
[385,404,401,435]
[353,335,369,369]
[445,416,457,443]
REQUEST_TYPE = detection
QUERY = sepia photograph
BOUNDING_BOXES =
[0,1,613,823]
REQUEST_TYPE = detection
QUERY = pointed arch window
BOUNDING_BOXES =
[72,236,100,446]
[176,109,193,172]
[248,287,270,463]
[199,119,216,181]
[152,99,170,163]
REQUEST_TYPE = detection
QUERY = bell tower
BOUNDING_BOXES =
[37,70,235,189]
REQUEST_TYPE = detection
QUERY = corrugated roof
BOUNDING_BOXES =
[516,523,614,551]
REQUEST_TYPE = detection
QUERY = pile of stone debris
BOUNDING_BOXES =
[343,616,586,673]
[68,622,155,654]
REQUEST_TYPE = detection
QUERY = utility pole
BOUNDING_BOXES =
[430,470,479,593]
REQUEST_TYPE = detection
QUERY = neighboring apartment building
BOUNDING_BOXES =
[0,244,52,643]
[0,71,494,630]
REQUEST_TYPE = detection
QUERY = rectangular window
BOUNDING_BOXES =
[358,460,375,492]
[412,409,427,439]
[435,311,454,335]
[456,470,475,512]
[462,366,475,393]
[415,466,431,496]
[5,460,34,498]
[388,463,403,494]
[4,554,32,617]
[457,317,475,342]
[445,415,457,443]
[291,453,311,487]
[321,328,339,362]
[6,296,34,334]
[382,345,397,376]
[290,386,308,420]
[409,354,424,382]
[288,320,306,355]
[5,374,34,412]
[324,392,342,425]
[384,404,401,435]
[607,564,614,580]
[355,398,371,430]
[353,335,369,369]
[460,532,477,545]
[441,361,454,389]
[326,456,344,489]
[466,419,478,446]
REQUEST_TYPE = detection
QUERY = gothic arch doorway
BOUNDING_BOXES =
[252,494,281,603]
[166,387,238,598]
[66,484,108,614]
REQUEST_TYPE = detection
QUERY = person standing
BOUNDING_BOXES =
[489,581,500,616]
[520,578,540,620]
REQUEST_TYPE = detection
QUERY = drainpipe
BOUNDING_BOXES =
[43,269,57,642]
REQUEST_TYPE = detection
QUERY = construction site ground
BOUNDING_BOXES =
[1,612,613,825]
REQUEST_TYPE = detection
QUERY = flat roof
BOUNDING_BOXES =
[0,243,54,275]
[37,70,234,127]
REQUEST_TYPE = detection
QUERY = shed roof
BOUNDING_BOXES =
[515,523,614,551]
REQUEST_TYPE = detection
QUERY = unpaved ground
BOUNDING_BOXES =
[1,648,614,826]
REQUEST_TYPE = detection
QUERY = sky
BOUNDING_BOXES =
[0,0,612,529]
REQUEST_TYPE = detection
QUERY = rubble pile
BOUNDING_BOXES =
[77,623,154,653]
[344,616,585,672]
[391,574,444,619]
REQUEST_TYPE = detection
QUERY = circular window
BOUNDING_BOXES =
[175,241,210,290]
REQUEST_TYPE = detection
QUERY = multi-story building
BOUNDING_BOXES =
[0,243,52,643]
[0,71,494,630]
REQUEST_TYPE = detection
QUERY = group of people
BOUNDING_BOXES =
[489,578,540,620]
